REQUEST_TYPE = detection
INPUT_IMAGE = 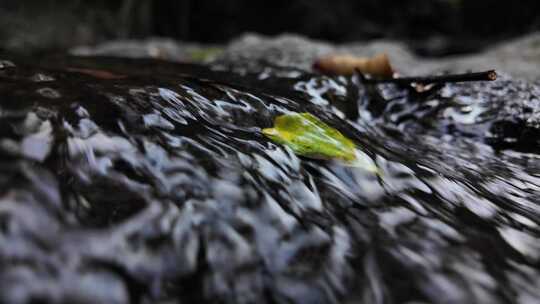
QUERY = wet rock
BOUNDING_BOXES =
[71,38,222,63]
[74,33,540,81]
[215,33,540,82]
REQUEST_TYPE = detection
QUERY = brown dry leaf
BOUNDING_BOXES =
[67,68,127,80]
[313,53,394,77]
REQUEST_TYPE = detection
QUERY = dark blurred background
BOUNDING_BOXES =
[2,0,540,56]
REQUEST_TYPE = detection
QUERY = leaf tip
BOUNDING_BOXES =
[262,127,278,137]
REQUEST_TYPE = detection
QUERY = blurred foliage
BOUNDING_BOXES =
[1,0,540,56]
[187,47,223,63]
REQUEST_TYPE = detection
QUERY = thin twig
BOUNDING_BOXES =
[358,70,497,85]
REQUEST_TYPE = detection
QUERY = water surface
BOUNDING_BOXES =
[0,55,539,304]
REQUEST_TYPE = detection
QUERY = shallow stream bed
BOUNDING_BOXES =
[0,53,539,304]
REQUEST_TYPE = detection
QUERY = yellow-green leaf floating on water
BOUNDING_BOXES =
[262,112,377,171]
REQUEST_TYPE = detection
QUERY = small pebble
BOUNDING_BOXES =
[30,73,55,82]
[0,60,15,69]
[37,87,62,99]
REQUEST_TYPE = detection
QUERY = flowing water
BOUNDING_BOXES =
[0,54,539,304]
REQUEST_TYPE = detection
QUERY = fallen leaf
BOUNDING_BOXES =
[263,112,356,162]
[263,113,378,171]
[314,53,394,77]
[67,67,127,80]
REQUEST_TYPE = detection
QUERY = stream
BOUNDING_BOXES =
[0,54,539,304]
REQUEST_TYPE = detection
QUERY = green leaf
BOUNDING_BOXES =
[262,112,358,162]
[262,112,378,171]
